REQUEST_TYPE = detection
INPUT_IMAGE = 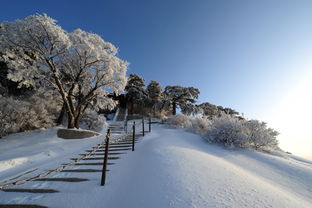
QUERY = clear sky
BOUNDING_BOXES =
[1,0,312,159]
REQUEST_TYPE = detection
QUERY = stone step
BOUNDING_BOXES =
[85,150,105,152]
[107,144,135,147]
[60,169,105,173]
[2,189,58,193]
[71,162,114,166]
[0,205,48,208]
[119,141,139,143]
[109,142,134,145]
[86,157,120,160]
[71,157,120,160]
[86,148,131,152]
[96,141,137,147]
[108,148,132,151]
[121,140,139,143]
[34,178,88,182]
[109,145,132,148]
[79,152,124,156]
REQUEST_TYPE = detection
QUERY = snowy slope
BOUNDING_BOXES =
[99,125,312,208]
[0,125,311,208]
[0,125,117,183]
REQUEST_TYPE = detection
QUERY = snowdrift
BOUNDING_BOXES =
[0,125,311,208]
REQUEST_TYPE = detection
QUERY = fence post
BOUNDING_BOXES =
[149,117,152,132]
[101,129,110,186]
[142,117,145,136]
[125,116,128,133]
[132,121,135,151]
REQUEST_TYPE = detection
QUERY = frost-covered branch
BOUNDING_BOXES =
[0,14,128,129]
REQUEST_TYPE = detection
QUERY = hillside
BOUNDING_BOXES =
[0,124,311,208]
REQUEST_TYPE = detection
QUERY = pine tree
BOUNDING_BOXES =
[125,74,147,114]
[198,102,219,118]
[147,80,162,103]
[164,86,200,115]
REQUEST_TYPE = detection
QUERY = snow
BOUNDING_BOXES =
[0,126,112,184]
[0,124,311,208]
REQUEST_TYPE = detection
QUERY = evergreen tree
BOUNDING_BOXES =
[181,104,202,116]
[164,86,200,115]
[147,80,162,104]
[125,74,147,114]
[146,80,163,116]
[198,102,219,118]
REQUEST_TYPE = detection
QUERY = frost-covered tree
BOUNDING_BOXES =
[181,104,202,116]
[80,109,107,132]
[151,99,171,117]
[147,80,162,104]
[125,74,147,114]
[198,102,219,118]
[205,113,248,147]
[0,91,61,138]
[164,110,279,151]
[164,114,211,135]
[218,106,239,117]
[244,120,279,150]
[164,86,200,115]
[198,102,240,119]
[146,80,163,115]
[0,53,35,96]
[205,114,279,150]
[0,14,127,129]
[163,114,190,128]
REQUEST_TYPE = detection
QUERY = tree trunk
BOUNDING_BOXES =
[130,101,134,115]
[172,102,177,115]
[56,104,65,125]
[74,113,82,129]
[74,104,88,129]
[74,117,80,129]
[67,113,75,129]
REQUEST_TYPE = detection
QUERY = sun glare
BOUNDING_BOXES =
[267,70,312,159]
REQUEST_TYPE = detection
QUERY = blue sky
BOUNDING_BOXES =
[1,0,312,158]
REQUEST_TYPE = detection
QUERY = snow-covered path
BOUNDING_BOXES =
[1,125,311,208]
[98,125,312,208]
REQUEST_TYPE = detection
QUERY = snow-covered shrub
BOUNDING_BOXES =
[206,114,279,150]
[244,120,279,150]
[163,114,191,128]
[164,113,279,151]
[80,109,107,132]
[205,114,248,148]
[185,117,212,135]
[164,115,211,135]
[0,92,60,138]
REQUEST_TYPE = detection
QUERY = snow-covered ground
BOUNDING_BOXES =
[0,125,117,184]
[0,124,311,208]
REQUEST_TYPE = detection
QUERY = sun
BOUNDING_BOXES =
[267,70,312,159]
